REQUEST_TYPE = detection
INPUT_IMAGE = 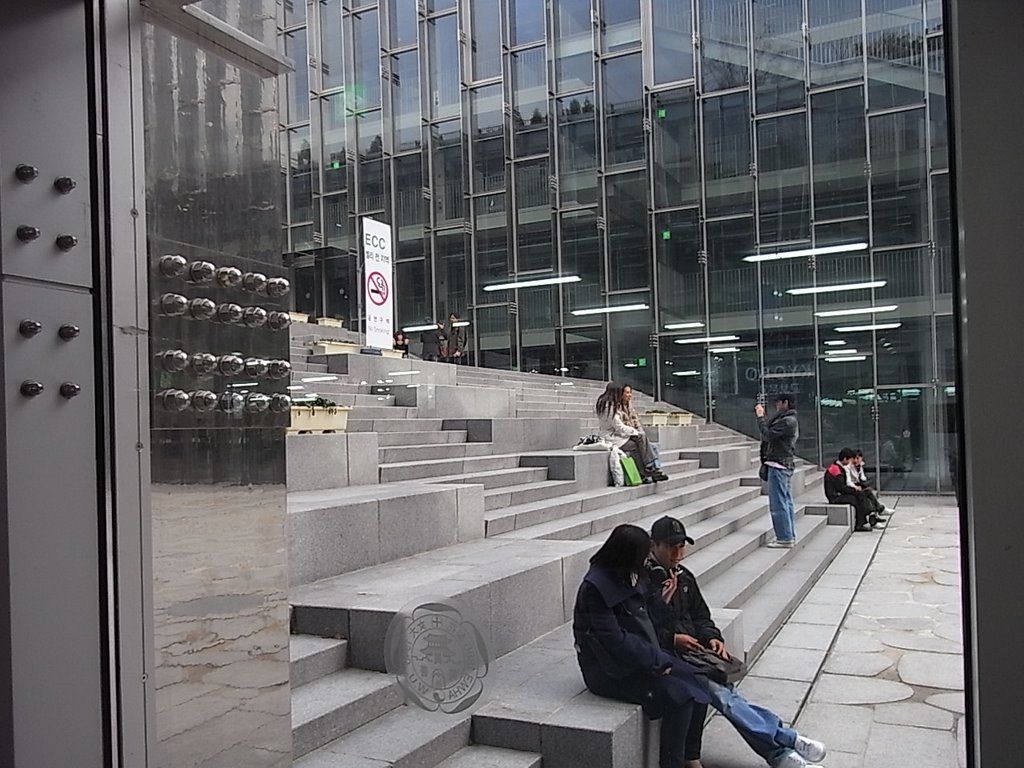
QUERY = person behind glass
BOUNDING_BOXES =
[444,312,467,364]
[596,382,669,483]
[393,332,409,358]
[644,516,827,768]
[573,524,710,768]
[419,322,447,362]
[756,393,799,548]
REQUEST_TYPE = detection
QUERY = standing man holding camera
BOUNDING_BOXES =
[756,393,800,548]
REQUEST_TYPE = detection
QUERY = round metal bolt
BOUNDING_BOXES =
[159,349,189,373]
[217,354,245,376]
[216,303,244,324]
[266,277,292,298]
[56,234,78,252]
[188,260,216,283]
[15,164,39,183]
[190,352,218,375]
[187,297,217,321]
[219,391,245,414]
[241,272,268,293]
[190,390,218,413]
[159,254,188,278]
[245,393,271,413]
[53,176,77,195]
[267,311,292,331]
[269,360,292,379]
[58,324,81,341]
[215,266,243,288]
[245,357,270,378]
[242,306,268,328]
[270,393,292,413]
[59,382,82,399]
[157,389,190,412]
[17,225,41,242]
[20,380,44,398]
[19,320,43,338]
[159,293,188,317]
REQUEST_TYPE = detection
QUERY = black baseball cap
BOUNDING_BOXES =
[651,516,695,546]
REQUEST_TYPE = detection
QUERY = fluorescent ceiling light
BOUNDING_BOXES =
[743,242,868,263]
[787,280,886,296]
[386,370,422,376]
[452,320,470,327]
[815,304,898,318]
[709,347,740,353]
[664,321,705,330]
[228,381,259,388]
[825,356,867,363]
[483,275,581,292]
[825,349,861,356]
[835,322,903,333]
[286,385,305,391]
[402,323,439,332]
[674,335,740,345]
[672,370,701,377]
[823,340,847,346]
[557,367,569,372]
[300,375,339,383]
[571,303,649,316]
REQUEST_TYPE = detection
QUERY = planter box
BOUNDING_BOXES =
[667,413,694,426]
[315,316,345,328]
[289,405,352,433]
[639,413,670,427]
[288,311,310,324]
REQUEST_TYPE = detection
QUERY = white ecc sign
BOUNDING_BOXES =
[362,217,394,350]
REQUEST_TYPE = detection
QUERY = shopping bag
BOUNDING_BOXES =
[621,456,643,487]
[609,446,626,486]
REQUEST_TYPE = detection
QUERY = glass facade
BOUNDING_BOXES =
[279,0,954,492]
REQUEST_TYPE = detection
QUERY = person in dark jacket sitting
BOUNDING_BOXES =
[824,448,876,532]
[644,516,827,768]
[573,524,710,768]
[756,393,800,548]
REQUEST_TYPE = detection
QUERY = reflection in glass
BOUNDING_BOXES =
[808,0,862,88]
[320,0,344,90]
[511,0,546,46]
[870,108,927,247]
[520,285,557,374]
[652,0,693,84]
[391,0,418,48]
[471,86,506,194]
[392,52,422,152]
[432,120,464,225]
[603,0,641,53]
[703,92,753,217]
[356,111,385,211]
[561,209,603,317]
[754,0,805,113]
[429,14,460,120]
[284,30,310,122]
[653,88,699,209]
[470,0,502,80]
[932,173,953,297]
[557,93,598,206]
[927,37,947,170]
[554,0,594,91]
[701,0,749,92]
[321,94,347,193]
[324,192,350,249]
[566,325,607,382]
[394,154,426,230]
[515,159,554,272]
[655,208,702,327]
[474,194,509,300]
[611,299,654,394]
[477,305,516,369]
[436,231,469,316]
[603,55,644,167]
[396,259,428,329]
[289,126,313,223]
[607,172,649,290]
[811,87,868,221]
[757,113,810,244]
[866,0,924,109]
[353,11,382,110]
[512,47,549,156]
[283,0,305,27]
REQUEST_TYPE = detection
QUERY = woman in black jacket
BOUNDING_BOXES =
[573,524,710,768]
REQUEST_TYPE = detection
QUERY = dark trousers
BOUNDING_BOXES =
[833,493,871,527]
[623,434,657,476]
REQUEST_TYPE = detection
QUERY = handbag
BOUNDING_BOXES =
[758,463,769,482]
[678,646,745,686]
[621,456,643,487]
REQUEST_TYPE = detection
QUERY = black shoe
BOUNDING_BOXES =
[651,471,669,482]
[854,524,873,532]
[642,477,653,485]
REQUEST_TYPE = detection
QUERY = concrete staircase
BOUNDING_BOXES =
[283,332,849,768]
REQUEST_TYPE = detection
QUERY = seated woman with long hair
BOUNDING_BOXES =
[596,382,668,482]
[573,524,708,767]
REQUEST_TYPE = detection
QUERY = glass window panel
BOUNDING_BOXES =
[603,54,644,167]
[324,191,350,249]
[815,218,869,246]
[557,93,598,206]
[653,0,694,85]
[289,126,314,223]
[602,0,641,53]
[875,317,933,385]
[653,88,699,209]
[866,0,925,110]
[396,259,429,329]
[284,30,310,122]
[470,0,502,80]
[391,0,418,48]
[932,173,953,298]
[519,285,557,371]
[471,85,506,193]
[321,94,348,193]
[874,245,929,306]
[320,0,344,90]
[323,254,354,321]
[757,113,810,243]
[395,154,426,231]
[476,305,516,369]
[927,1,944,34]
[474,194,511,299]
[510,0,546,46]
[703,92,753,217]
[870,108,927,247]
[818,353,875,468]
[515,159,553,272]
[554,0,594,91]
[754,0,806,114]
[392,52,422,152]
[700,0,749,92]
[356,111,385,211]
[936,314,955,381]
[655,208,703,327]
[353,11,382,110]
[566,325,608,382]
[811,87,868,221]
[808,0,862,88]
[607,171,650,290]
[427,0,457,11]
[283,0,305,27]
[660,336,708,418]
[352,0,376,8]
[928,36,947,170]
[561,209,604,318]
[610,297,654,394]
[429,14,461,120]
[432,120,465,225]
[512,47,549,156]
[436,231,469,316]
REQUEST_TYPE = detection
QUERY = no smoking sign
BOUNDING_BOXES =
[367,271,389,306]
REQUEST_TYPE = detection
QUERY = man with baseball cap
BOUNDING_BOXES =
[645,516,827,768]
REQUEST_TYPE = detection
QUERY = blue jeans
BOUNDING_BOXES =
[705,679,797,765]
[767,466,796,543]
[650,442,662,470]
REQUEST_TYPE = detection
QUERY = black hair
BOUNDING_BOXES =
[774,392,795,407]
[838,447,856,461]
[854,448,864,458]
[596,382,630,417]
[590,524,651,582]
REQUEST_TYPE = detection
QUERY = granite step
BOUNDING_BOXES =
[349,405,414,419]
[429,466,550,490]
[377,430,469,447]
[435,745,542,768]
[484,479,579,512]
[379,452,525,483]
[348,418,445,433]
[379,441,498,465]
[290,635,348,689]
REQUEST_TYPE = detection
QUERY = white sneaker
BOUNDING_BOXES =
[773,750,823,768]
[794,735,827,762]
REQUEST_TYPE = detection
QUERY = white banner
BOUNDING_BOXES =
[362,217,394,350]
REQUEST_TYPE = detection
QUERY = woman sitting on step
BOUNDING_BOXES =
[596,382,668,482]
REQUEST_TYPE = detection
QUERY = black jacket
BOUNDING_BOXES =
[758,408,799,469]
[419,328,447,357]
[823,461,854,503]
[572,565,710,717]
[643,556,723,652]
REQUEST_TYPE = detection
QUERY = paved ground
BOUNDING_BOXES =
[702,496,966,768]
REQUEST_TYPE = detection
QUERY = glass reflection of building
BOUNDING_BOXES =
[279,0,954,492]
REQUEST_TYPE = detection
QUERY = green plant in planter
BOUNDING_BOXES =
[645,409,667,414]
[293,395,339,412]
